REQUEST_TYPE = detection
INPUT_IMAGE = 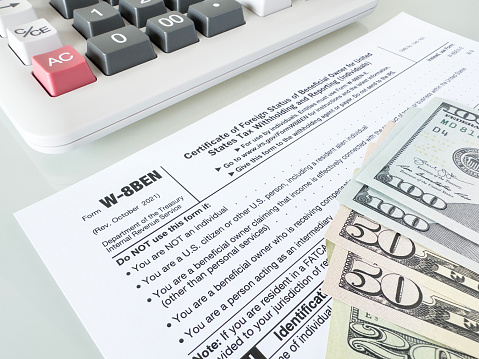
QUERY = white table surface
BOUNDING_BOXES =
[1,1,478,358]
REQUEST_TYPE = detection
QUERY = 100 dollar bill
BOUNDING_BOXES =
[356,98,479,241]
[323,246,479,357]
[326,300,477,359]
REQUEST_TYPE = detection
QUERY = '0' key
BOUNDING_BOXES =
[87,25,156,75]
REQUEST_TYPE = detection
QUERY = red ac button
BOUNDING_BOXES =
[48,52,74,66]
[32,45,96,96]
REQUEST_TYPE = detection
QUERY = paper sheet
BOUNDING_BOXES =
[15,13,479,359]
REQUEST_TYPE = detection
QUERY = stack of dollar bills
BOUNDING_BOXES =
[322,98,479,358]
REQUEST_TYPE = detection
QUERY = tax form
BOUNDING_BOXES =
[15,13,479,359]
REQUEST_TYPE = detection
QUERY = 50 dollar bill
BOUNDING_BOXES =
[323,246,479,357]
[326,205,479,309]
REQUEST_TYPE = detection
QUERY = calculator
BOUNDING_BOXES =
[0,0,378,153]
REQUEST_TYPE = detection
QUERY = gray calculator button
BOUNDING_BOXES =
[119,0,167,28]
[50,0,99,19]
[73,2,124,38]
[146,12,198,53]
[104,0,119,6]
[187,0,245,37]
[164,0,202,14]
[87,25,157,75]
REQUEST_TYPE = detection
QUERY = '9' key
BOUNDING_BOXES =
[87,25,156,75]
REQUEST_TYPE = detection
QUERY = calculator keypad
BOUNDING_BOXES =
[5,0,248,94]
